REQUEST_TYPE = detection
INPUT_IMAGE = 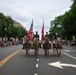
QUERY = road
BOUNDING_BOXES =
[0,45,76,75]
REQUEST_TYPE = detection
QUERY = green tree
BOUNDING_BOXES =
[0,12,14,41]
[70,0,76,40]
[11,26,27,41]
[0,12,7,41]
[49,15,63,40]
[49,0,76,40]
[62,0,76,40]
[0,12,27,42]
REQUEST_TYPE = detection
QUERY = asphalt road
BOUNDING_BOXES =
[0,45,76,75]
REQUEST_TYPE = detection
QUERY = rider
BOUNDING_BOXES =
[55,33,60,42]
[24,33,28,41]
[22,33,28,49]
[44,32,51,48]
[34,31,39,41]
[55,33,61,50]
[53,33,60,50]
[45,32,50,39]
[33,31,40,55]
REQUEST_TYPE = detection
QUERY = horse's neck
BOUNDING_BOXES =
[57,38,60,42]
[34,40,37,44]
[26,39,29,43]
[34,40,39,45]
[45,39,49,43]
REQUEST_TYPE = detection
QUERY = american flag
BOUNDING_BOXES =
[27,20,33,40]
[41,20,44,40]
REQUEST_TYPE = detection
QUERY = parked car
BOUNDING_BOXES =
[12,41,18,45]
[71,41,75,46]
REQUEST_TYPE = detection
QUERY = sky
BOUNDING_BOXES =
[0,0,72,39]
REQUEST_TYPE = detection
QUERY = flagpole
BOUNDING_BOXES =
[30,19,33,41]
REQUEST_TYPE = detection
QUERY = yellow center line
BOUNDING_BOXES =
[0,50,21,67]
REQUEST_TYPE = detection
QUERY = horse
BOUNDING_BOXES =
[55,37,61,56]
[43,37,50,56]
[33,38,39,56]
[24,37,30,55]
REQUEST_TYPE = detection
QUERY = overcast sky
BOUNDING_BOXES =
[0,0,72,39]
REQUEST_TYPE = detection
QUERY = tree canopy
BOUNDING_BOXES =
[49,0,76,40]
[0,12,27,41]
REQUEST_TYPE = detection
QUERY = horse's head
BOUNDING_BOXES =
[45,37,49,42]
[33,38,39,46]
[34,38,38,43]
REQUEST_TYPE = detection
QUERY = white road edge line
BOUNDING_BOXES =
[36,64,38,68]
[62,51,76,60]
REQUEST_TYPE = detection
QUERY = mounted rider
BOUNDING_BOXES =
[54,33,61,50]
[55,33,61,43]
[34,31,39,41]
[33,31,40,56]
[43,32,51,49]
[45,32,49,39]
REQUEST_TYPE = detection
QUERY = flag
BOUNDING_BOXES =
[27,20,33,40]
[41,20,44,40]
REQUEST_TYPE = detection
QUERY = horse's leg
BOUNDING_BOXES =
[45,49,47,55]
[53,47,55,54]
[58,44,61,56]
[36,43,39,56]
[56,44,61,56]
[56,44,58,55]
[57,48,58,55]
[26,48,28,55]
[37,46,39,56]
[35,49,38,56]
[26,45,29,55]
[36,48,37,55]
[34,45,37,55]
[47,49,49,55]
[34,49,37,56]
[37,49,38,55]
[53,45,54,53]
[55,43,58,55]
[53,44,56,54]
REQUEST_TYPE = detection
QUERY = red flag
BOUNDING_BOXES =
[41,20,44,40]
[27,20,33,40]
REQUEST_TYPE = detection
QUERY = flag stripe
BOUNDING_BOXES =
[27,20,33,40]
[41,20,44,40]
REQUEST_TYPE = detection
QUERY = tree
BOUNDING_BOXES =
[49,15,63,40]
[0,12,27,41]
[70,0,76,40]
[62,0,76,40]
[0,12,14,41]
[49,0,76,40]
[0,12,7,40]
[11,26,27,41]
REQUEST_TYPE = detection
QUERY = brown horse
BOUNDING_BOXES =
[55,38,61,56]
[33,38,39,56]
[43,37,50,56]
[24,37,30,55]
